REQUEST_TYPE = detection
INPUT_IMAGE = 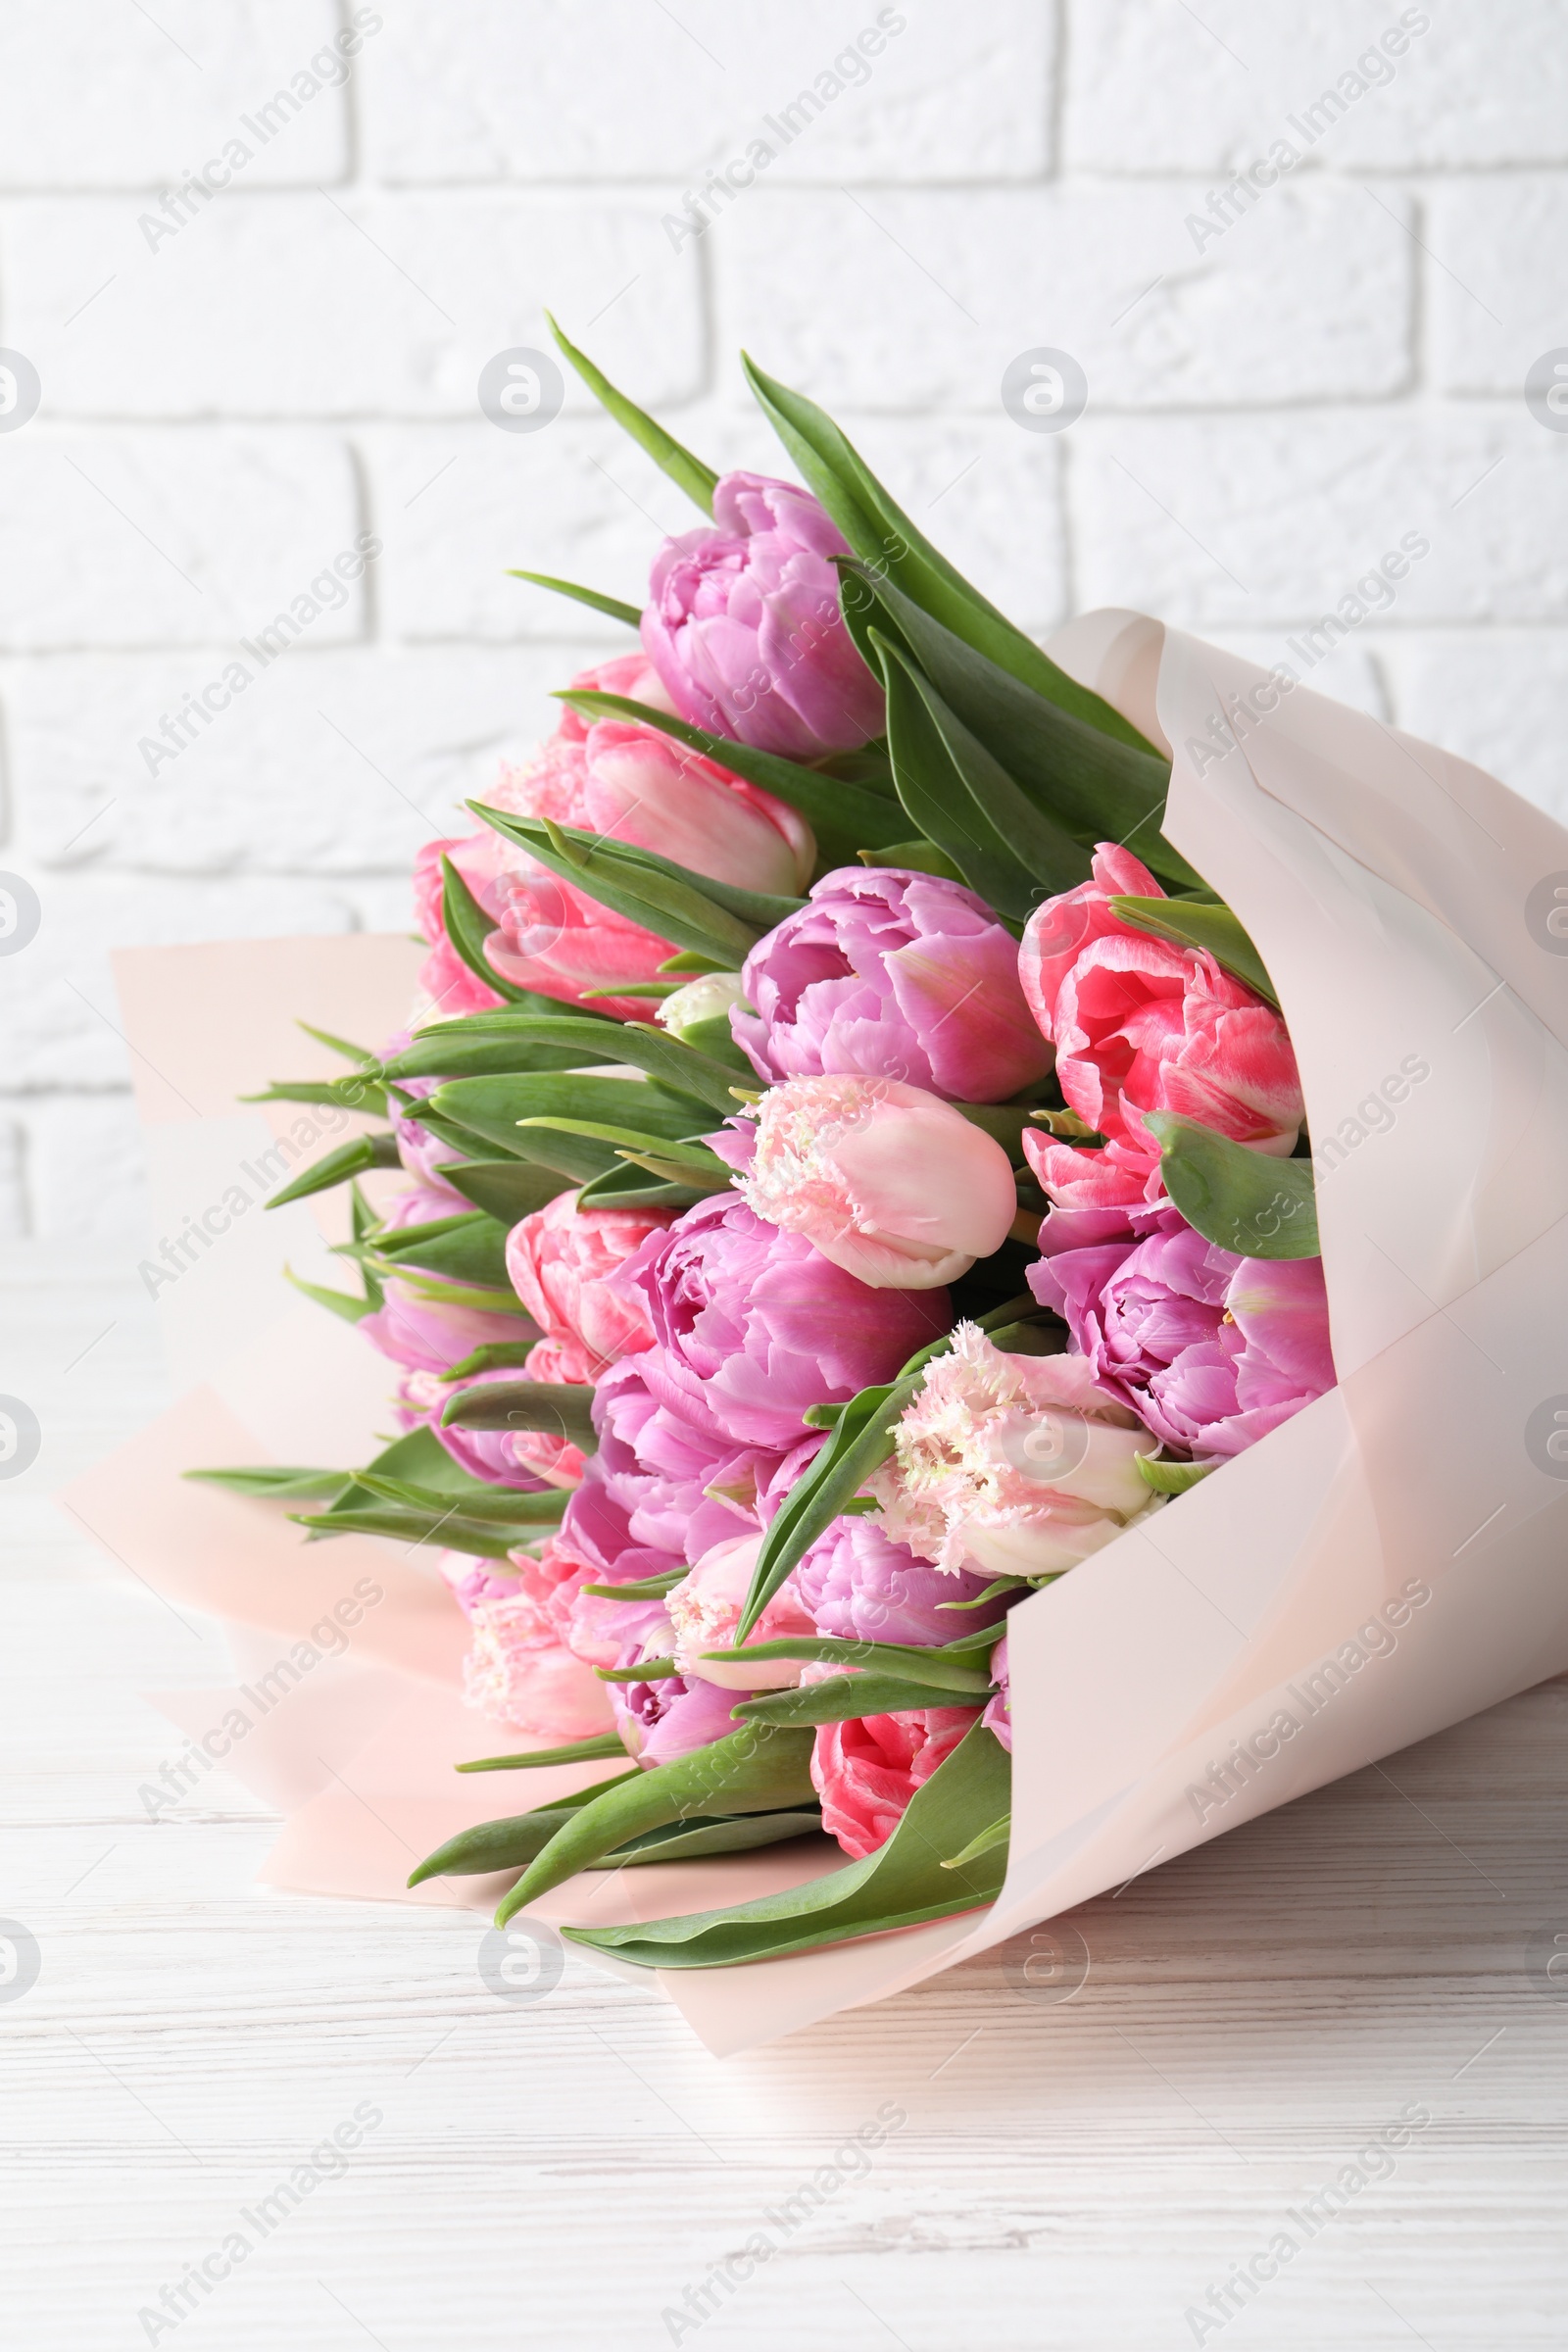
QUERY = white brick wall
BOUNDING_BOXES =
[1,0,1563,1243]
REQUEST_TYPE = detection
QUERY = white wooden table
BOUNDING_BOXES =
[7,1243,1567,2351]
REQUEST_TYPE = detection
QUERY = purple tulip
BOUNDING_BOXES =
[561,1356,815,1589]
[733,866,1055,1102]
[361,1283,526,1380]
[612,1193,950,1452]
[611,1665,747,1767]
[793,1515,1008,1646]
[1028,1202,1336,1460]
[641,471,884,759]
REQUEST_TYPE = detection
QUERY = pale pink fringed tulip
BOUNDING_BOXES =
[735,1074,1018,1290]
[871,1324,1163,1580]
[664,1533,816,1690]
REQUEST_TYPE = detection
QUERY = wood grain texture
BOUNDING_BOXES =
[5,1245,1566,2350]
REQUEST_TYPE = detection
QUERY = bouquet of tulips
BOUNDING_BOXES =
[195,328,1338,1972]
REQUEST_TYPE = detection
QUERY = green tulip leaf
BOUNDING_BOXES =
[506,569,643,630]
[441,1379,598,1450]
[493,1724,818,1922]
[262,1131,402,1210]
[742,355,1155,751]
[879,637,1092,908]
[428,1074,709,1181]
[731,1673,991,1728]
[440,1160,574,1222]
[437,854,532,1006]
[457,1734,630,1774]
[548,312,719,514]
[564,1721,1010,1969]
[1146,1112,1320,1260]
[844,562,1200,894]
[183,1464,350,1503]
[369,1208,513,1290]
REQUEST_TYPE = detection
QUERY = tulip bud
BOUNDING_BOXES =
[654,971,747,1043]
[736,1075,1018,1290]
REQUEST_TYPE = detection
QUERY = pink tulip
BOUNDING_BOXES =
[360,1280,525,1380]
[456,1539,615,1740]
[811,1706,980,1859]
[736,1074,1018,1290]
[412,655,813,1023]
[505,1192,674,1378]
[1019,845,1303,1211]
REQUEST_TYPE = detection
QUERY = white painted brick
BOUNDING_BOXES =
[0,1,350,189]
[12,195,702,420]
[1067,3,1566,172]
[5,646,599,877]
[363,1,1052,184]
[713,183,1412,413]
[0,433,363,651]
[833,416,1068,640]
[0,873,364,1093]
[1072,410,1568,630]
[366,422,693,644]
[1378,632,1568,828]
[20,1095,149,1241]
[1428,178,1568,398]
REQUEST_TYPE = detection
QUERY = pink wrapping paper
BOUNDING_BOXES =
[64,623,1568,2053]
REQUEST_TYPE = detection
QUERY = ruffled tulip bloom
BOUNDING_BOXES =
[735,1075,1018,1291]
[793,1515,1007,1646]
[1019,844,1304,1212]
[665,1533,816,1690]
[561,1356,820,1597]
[505,1192,673,1379]
[872,1323,1161,1579]
[1028,1201,1336,1460]
[411,654,812,1023]
[614,1190,950,1448]
[811,1706,980,1859]
[456,1541,615,1740]
[612,1663,747,1767]
[982,1633,1011,1752]
[642,470,884,759]
[734,867,1053,1102]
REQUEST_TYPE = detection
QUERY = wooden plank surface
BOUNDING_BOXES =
[4,1243,1566,2350]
